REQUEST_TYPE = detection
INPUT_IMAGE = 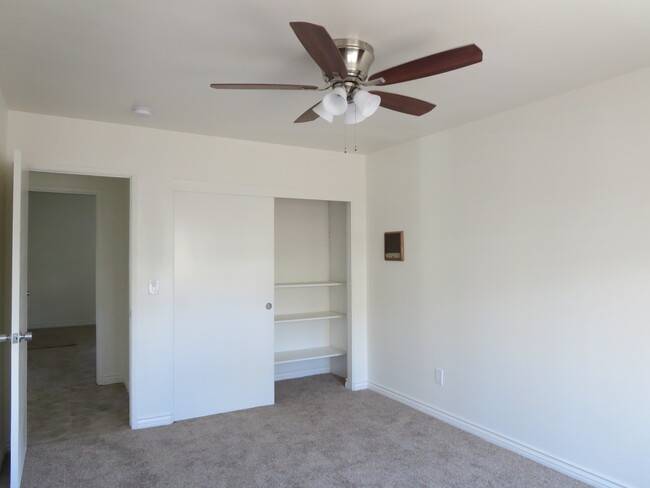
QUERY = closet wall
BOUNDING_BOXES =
[274,198,349,382]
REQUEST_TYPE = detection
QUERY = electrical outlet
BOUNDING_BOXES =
[435,368,444,386]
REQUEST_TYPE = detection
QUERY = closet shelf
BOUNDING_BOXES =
[275,346,346,364]
[274,281,345,288]
[274,311,345,323]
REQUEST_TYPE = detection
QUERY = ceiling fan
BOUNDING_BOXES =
[210,22,483,124]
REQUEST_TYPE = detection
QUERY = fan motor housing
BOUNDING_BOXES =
[332,38,375,82]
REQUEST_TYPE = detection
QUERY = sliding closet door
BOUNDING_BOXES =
[173,191,274,421]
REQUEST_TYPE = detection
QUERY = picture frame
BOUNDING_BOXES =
[384,231,404,261]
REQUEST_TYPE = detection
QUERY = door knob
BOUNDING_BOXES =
[0,332,33,344]
[266,303,273,310]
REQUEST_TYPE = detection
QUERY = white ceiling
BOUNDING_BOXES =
[1,0,649,154]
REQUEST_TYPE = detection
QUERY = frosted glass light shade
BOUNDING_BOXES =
[345,102,366,125]
[353,90,381,117]
[313,102,333,123]
[323,87,348,116]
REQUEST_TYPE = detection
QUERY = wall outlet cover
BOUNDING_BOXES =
[435,368,444,386]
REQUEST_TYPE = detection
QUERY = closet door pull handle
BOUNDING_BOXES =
[265,303,273,310]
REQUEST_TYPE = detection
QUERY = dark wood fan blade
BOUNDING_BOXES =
[294,103,320,123]
[369,91,436,116]
[210,83,318,90]
[369,44,483,86]
[290,22,348,79]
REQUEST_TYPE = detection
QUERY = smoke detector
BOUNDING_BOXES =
[132,106,152,118]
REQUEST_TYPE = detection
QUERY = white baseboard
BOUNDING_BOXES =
[349,381,368,391]
[133,414,172,430]
[368,382,629,488]
[99,374,124,385]
[28,321,95,329]
[275,366,331,381]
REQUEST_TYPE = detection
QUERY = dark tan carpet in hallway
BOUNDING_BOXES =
[19,374,590,488]
[27,325,129,446]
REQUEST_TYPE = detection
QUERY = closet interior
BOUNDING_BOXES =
[274,198,350,382]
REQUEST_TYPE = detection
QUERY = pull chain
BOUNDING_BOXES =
[354,117,358,153]
[343,106,359,153]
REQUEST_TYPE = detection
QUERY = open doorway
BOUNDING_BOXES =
[26,172,130,444]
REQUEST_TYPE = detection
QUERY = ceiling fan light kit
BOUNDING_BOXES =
[353,90,381,118]
[210,21,483,125]
[316,86,379,123]
[322,86,348,115]
[313,102,334,123]
[345,102,366,125]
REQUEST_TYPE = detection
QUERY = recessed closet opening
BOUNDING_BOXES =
[273,198,350,383]
[172,192,353,422]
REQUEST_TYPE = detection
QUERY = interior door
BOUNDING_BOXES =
[173,191,275,421]
[10,150,31,487]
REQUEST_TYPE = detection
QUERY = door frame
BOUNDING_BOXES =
[25,166,136,426]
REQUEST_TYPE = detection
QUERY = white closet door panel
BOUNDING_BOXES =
[173,192,274,421]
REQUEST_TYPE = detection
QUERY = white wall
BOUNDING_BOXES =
[366,67,650,488]
[0,84,10,459]
[6,113,368,428]
[328,201,349,378]
[28,172,130,388]
[28,192,96,328]
[275,198,331,285]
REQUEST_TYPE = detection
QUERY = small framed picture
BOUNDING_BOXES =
[384,231,404,261]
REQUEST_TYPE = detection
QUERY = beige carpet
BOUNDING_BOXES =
[19,374,590,488]
[0,325,129,486]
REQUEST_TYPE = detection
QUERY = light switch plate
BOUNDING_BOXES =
[148,279,160,295]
